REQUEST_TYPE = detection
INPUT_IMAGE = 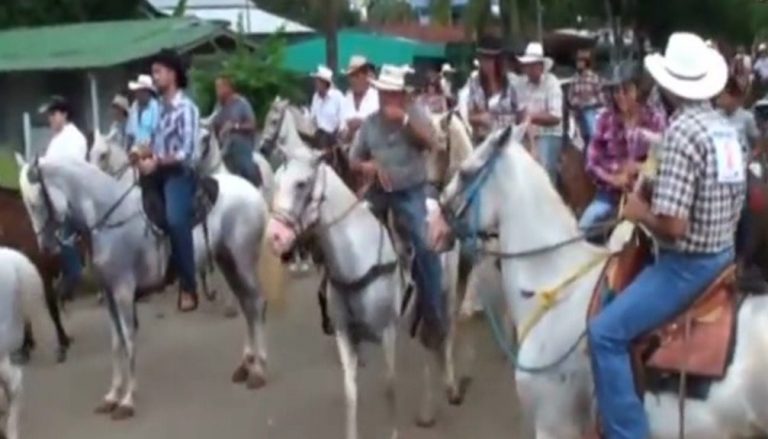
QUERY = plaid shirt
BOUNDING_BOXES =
[586,105,667,191]
[652,101,746,253]
[568,70,603,109]
[468,74,519,135]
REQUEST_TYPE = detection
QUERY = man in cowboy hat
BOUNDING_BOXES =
[107,94,131,150]
[440,63,456,102]
[310,65,344,150]
[126,73,160,150]
[134,48,201,313]
[341,55,379,143]
[516,41,563,184]
[588,32,744,437]
[40,95,87,299]
[210,74,261,188]
[350,64,446,346]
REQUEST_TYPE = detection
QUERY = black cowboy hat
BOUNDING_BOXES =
[151,48,189,89]
[477,35,504,57]
[39,95,72,117]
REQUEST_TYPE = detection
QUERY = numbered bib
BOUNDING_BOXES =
[711,127,745,184]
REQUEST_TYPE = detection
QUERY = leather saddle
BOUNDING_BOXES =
[587,231,739,384]
[139,174,220,233]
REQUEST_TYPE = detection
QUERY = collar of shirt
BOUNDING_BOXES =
[669,100,713,123]
[344,87,379,120]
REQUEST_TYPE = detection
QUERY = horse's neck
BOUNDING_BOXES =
[314,166,390,280]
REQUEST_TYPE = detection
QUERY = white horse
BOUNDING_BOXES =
[17,155,269,420]
[0,247,47,439]
[263,104,467,439]
[432,126,768,438]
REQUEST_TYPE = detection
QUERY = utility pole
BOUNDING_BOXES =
[325,0,340,72]
[535,0,543,42]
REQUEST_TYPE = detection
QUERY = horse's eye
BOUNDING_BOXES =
[296,181,307,191]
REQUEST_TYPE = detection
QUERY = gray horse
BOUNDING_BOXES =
[16,155,269,420]
[0,247,48,439]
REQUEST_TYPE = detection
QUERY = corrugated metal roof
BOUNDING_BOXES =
[0,18,228,72]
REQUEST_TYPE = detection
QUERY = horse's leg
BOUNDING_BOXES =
[416,344,436,428]
[336,330,359,439]
[11,321,34,365]
[44,274,71,363]
[95,288,124,415]
[0,356,22,439]
[217,251,267,389]
[112,281,137,420]
[382,323,399,439]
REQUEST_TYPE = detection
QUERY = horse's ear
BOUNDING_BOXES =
[14,152,26,168]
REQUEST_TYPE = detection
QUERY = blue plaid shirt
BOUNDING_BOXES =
[152,91,199,164]
[127,98,160,146]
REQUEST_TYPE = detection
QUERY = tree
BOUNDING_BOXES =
[0,0,143,29]
[323,0,340,71]
[463,0,492,39]
[367,0,417,25]
[498,0,522,46]
[430,0,453,26]
[255,0,359,30]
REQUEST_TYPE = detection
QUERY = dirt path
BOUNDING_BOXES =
[21,274,527,438]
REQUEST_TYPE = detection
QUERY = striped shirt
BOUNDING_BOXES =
[152,91,200,164]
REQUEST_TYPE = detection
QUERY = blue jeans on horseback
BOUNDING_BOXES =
[59,219,82,299]
[368,184,447,338]
[223,138,262,188]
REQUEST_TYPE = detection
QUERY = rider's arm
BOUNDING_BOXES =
[645,140,696,241]
[406,105,438,151]
[349,121,372,172]
[236,100,257,133]
[170,101,198,164]
[530,77,562,127]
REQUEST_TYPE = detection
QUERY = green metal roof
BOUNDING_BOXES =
[283,29,445,74]
[0,18,229,72]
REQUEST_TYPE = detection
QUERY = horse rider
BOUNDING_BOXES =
[310,65,344,151]
[588,33,745,438]
[468,35,521,143]
[210,74,262,188]
[340,55,379,145]
[132,49,201,313]
[516,41,563,184]
[579,62,666,240]
[107,94,131,150]
[716,76,765,289]
[126,74,160,151]
[40,95,87,300]
[568,48,604,144]
[350,65,447,346]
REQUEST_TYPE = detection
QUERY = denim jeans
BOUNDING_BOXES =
[588,248,734,438]
[59,220,82,287]
[579,190,619,240]
[534,134,563,184]
[580,107,601,143]
[155,166,197,294]
[223,141,262,188]
[368,184,446,329]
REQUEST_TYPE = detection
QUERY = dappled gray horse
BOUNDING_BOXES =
[17,155,269,420]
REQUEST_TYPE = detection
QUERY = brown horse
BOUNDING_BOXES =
[0,186,72,363]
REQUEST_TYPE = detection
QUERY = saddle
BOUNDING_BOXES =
[587,231,739,387]
[139,173,220,233]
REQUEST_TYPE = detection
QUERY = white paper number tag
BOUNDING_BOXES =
[711,127,745,184]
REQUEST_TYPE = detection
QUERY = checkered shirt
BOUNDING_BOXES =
[652,101,746,253]
[568,70,603,109]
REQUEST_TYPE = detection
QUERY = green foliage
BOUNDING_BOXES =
[191,32,305,122]
[255,0,359,29]
[368,0,417,25]
[0,149,19,189]
[0,0,143,29]
[430,0,454,26]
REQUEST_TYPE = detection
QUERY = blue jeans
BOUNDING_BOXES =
[534,135,562,184]
[59,220,82,287]
[588,248,734,438]
[156,167,197,294]
[580,107,601,143]
[579,190,619,239]
[368,185,446,329]
[223,141,262,188]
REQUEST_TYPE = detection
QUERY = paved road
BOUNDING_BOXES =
[21,273,527,439]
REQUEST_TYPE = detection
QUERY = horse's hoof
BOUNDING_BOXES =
[415,415,436,429]
[56,347,68,364]
[110,405,135,421]
[246,373,266,390]
[10,350,30,366]
[231,364,249,383]
[447,376,472,406]
[94,400,118,414]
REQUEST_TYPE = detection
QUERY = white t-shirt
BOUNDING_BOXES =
[310,88,345,134]
[45,123,87,162]
[342,86,379,129]
[515,73,563,136]
[754,56,768,81]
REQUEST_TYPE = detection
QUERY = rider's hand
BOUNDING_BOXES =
[137,156,158,175]
[622,192,650,223]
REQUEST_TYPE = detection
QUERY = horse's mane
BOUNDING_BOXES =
[43,158,128,198]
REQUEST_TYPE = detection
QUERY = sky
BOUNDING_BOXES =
[407,0,470,8]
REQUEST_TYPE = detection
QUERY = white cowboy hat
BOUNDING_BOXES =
[517,42,553,71]
[111,94,130,114]
[370,64,407,92]
[311,65,334,84]
[128,74,155,92]
[644,32,727,101]
[441,63,456,74]
[345,55,372,75]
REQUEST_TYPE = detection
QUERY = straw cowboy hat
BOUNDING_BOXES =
[370,64,408,92]
[345,55,373,75]
[644,32,727,101]
[128,74,155,92]
[111,94,130,114]
[311,65,334,84]
[518,42,554,71]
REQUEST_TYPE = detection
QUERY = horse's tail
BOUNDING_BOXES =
[258,224,287,313]
[10,250,47,347]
